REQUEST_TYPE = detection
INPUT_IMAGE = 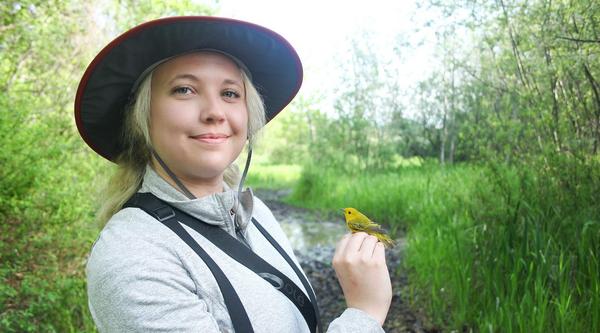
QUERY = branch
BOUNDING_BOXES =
[557,36,600,43]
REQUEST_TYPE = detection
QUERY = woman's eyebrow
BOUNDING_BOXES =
[168,74,199,85]
[223,78,243,87]
[167,75,242,87]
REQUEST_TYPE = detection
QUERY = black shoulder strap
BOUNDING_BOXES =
[124,194,254,333]
[159,216,254,333]
[125,192,320,333]
[252,219,323,333]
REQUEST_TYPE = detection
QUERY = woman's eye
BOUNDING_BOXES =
[172,86,193,95]
[223,90,241,99]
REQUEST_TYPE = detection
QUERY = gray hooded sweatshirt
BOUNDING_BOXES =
[86,166,385,332]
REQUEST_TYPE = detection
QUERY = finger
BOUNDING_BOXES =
[344,232,369,254]
[334,233,352,258]
[360,235,379,260]
[373,242,386,262]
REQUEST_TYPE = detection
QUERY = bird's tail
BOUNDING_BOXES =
[377,233,395,248]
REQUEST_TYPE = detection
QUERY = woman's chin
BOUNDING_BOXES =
[186,165,230,182]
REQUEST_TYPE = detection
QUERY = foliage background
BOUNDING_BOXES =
[0,1,215,331]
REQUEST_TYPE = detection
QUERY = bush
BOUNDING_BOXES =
[0,96,102,332]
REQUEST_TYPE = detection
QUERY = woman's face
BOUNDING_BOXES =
[149,52,248,184]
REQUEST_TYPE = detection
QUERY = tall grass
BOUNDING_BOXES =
[288,159,600,332]
[244,164,302,189]
[288,163,477,235]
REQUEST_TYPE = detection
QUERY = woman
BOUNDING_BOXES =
[76,16,391,332]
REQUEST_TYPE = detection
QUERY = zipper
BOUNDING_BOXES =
[236,224,251,249]
[231,209,251,249]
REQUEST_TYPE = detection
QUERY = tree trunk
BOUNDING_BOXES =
[449,135,456,164]
[440,97,448,165]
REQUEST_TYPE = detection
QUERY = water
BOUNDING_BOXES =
[255,188,348,260]
[280,220,347,252]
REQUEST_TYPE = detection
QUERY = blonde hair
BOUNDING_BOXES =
[97,65,266,225]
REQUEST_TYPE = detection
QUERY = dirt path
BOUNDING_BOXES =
[256,189,433,333]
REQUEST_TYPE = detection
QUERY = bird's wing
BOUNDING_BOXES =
[361,218,383,230]
[347,220,368,232]
[347,220,387,233]
[366,224,387,234]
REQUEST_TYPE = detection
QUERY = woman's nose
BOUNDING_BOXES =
[199,95,225,123]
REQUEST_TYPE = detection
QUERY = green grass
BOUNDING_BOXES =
[244,164,302,189]
[284,160,600,332]
[287,163,481,236]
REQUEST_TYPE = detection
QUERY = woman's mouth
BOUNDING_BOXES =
[191,133,230,144]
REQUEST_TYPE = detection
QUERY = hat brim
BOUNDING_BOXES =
[74,16,303,162]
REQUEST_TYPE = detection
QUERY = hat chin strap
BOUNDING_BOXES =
[238,147,252,194]
[152,150,197,199]
[151,148,253,202]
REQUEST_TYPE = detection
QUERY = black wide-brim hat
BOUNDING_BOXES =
[75,16,303,162]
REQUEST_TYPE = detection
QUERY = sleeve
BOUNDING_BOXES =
[86,216,222,333]
[326,308,385,333]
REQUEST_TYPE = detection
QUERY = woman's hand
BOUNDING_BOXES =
[332,232,392,326]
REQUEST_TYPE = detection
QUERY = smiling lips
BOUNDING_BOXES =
[191,133,230,144]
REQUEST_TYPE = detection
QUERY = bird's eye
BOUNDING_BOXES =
[349,211,352,214]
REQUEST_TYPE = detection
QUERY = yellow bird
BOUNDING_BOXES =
[343,208,395,248]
